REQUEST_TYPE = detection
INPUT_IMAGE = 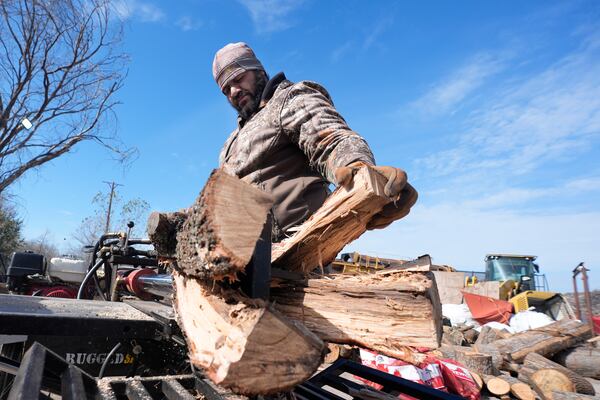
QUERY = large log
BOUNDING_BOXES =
[270,269,442,353]
[476,319,592,365]
[518,352,595,395]
[530,369,574,400]
[553,346,600,379]
[173,271,324,394]
[172,170,325,394]
[551,391,598,400]
[271,166,391,273]
[176,169,274,281]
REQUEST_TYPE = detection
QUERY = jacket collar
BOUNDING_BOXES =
[237,72,287,127]
[260,72,287,105]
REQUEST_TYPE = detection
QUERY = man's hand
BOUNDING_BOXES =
[334,162,417,230]
[367,183,418,230]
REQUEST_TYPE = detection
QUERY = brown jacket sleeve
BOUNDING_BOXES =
[279,81,375,183]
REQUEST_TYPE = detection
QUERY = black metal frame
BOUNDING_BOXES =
[295,359,464,400]
[7,342,463,400]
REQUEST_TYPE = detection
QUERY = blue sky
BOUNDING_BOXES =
[11,0,600,292]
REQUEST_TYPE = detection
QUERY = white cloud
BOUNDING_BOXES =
[112,0,164,23]
[176,16,202,32]
[411,52,509,115]
[363,16,394,50]
[346,204,600,292]
[331,41,353,63]
[416,28,600,185]
[237,0,305,34]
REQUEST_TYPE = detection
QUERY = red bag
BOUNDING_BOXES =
[436,358,480,400]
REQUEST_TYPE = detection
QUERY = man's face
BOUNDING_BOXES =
[222,70,259,119]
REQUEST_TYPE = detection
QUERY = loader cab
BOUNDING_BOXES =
[485,254,538,292]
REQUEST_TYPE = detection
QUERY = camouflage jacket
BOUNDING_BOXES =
[219,72,375,237]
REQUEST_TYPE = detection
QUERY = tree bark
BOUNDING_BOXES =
[271,166,391,273]
[476,319,592,365]
[172,271,324,395]
[553,346,600,379]
[176,169,274,281]
[270,269,443,353]
[147,210,188,256]
[551,391,598,400]
[530,369,574,400]
[518,352,595,395]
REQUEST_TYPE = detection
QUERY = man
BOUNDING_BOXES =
[213,42,417,241]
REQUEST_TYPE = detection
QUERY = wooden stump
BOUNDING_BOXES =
[455,351,495,375]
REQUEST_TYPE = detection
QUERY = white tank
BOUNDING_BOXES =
[48,257,88,283]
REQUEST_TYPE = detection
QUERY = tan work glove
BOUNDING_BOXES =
[334,161,418,230]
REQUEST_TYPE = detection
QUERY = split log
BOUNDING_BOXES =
[530,369,574,400]
[463,328,479,344]
[475,326,512,347]
[471,371,484,390]
[147,210,188,256]
[518,352,595,395]
[553,346,600,379]
[176,169,274,281]
[476,319,592,365]
[172,271,324,394]
[270,269,442,353]
[482,374,510,397]
[442,326,465,346]
[271,166,391,273]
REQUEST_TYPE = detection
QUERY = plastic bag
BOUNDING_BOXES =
[434,358,480,400]
[509,310,553,332]
[442,303,480,327]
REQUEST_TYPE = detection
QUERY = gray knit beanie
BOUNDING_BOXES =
[212,42,265,91]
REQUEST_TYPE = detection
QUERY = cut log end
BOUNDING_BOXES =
[530,369,575,400]
[176,169,274,280]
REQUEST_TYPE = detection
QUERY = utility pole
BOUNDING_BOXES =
[103,181,122,233]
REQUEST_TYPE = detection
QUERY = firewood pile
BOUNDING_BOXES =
[148,167,443,395]
[434,312,599,399]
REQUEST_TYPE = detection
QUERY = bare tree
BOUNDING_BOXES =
[0,0,130,193]
[71,189,151,252]
[19,229,60,260]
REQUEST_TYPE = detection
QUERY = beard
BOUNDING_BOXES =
[232,71,268,120]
